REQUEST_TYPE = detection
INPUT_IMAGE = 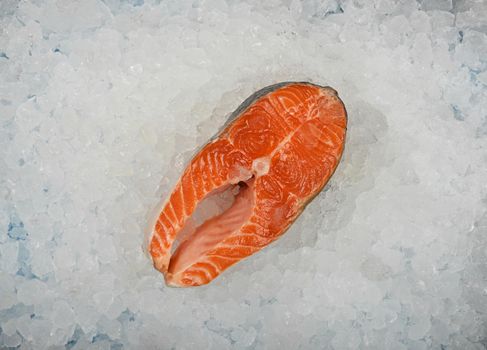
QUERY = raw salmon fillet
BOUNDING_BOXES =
[148,82,347,287]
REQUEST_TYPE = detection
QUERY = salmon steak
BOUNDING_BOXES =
[148,82,347,287]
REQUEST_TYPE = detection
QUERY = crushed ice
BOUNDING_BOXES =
[1,0,486,348]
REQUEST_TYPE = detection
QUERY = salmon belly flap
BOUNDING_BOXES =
[148,82,347,287]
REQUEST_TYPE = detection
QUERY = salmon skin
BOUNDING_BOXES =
[148,82,347,287]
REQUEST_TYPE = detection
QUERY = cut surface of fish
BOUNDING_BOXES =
[148,82,347,287]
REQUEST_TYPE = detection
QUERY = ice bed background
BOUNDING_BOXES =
[1,0,486,348]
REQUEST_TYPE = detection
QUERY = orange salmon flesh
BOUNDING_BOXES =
[148,82,347,287]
